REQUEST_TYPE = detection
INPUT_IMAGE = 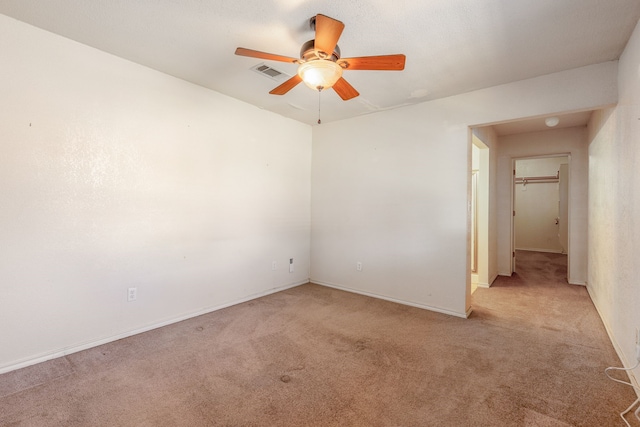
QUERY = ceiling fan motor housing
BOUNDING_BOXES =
[300,39,341,62]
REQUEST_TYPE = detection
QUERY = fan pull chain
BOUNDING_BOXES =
[317,89,322,125]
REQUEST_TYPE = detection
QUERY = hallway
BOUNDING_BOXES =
[471,250,636,425]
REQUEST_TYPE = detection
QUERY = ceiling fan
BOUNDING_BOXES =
[235,14,406,101]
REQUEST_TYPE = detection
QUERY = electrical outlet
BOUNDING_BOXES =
[272,261,277,271]
[127,287,137,302]
[289,258,294,273]
[356,261,362,271]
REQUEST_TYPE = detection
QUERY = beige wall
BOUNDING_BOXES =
[587,19,640,380]
[0,15,311,372]
[311,62,617,317]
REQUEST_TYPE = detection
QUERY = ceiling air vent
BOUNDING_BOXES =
[251,63,290,82]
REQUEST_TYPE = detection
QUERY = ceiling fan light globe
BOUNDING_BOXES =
[298,60,343,91]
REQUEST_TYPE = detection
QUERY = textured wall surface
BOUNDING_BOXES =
[587,19,640,375]
[0,16,311,371]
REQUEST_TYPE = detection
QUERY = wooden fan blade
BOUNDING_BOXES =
[314,14,344,57]
[269,75,303,95]
[332,77,359,100]
[235,47,298,64]
[338,54,406,71]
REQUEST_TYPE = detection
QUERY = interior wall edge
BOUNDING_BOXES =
[586,286,640,398]
[489,273,498,286]
[313,280,469,319]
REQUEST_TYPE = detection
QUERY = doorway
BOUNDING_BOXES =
[512,156,569,280]
[470,135,489,293]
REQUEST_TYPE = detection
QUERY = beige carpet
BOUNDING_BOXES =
[0,251,636,426]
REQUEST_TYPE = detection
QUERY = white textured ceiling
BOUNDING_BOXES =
[1,1,639,126]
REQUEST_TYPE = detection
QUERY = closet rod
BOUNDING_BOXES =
[514,171,559,184]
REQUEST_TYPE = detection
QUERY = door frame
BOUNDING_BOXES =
[510,154,571,277]
[470,134,490,289]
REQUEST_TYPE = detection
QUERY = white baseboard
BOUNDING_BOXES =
[568,279,586,286]
[586,285,640,398]
[476,273,499,288]
[313,280,469,319]
[515,247,564,253]
[0,280,309,375]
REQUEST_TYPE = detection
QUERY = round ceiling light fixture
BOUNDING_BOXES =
[545,116,560,127]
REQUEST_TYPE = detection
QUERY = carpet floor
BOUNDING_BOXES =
[0,250,636,426]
